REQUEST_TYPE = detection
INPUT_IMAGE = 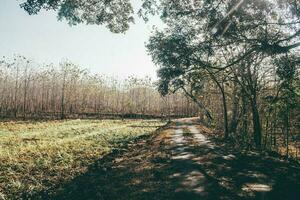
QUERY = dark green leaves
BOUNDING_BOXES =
[20,0,134,33]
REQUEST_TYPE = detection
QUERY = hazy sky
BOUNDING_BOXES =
[0,0,161,78]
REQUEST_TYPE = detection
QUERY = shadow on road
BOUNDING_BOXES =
[29,120,300,200]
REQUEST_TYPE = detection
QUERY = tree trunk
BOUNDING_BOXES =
[250,96,262,149]
[220,85,229,139]
[205,69,229,138]
[264,114,270,149]
[229,83,239,134]
[23,66,28,120]
[181,87,213,123]
[14,66,19,118]
[61,71,66,120]
[284,106,289,158]
[241,91,248,139]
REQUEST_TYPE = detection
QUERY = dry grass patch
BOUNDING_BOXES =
[0,119,165,199]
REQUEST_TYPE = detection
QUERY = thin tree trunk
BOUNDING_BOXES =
[61,71,66,120]
[284,106,289,158]
[206,69,229,139]
[14,66,19,118]
[229,83,240,134]
[264,114,270,150]
[220,85,229,139]
[250,95,262,149]
[181,87,213,122]
[23,65,28,120]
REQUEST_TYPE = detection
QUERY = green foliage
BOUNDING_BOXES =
[275,55,300,118]
[147,0,299,98]
[145,0,300,149]
[20,0,134,33]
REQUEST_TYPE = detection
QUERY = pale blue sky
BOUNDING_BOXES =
[0,0,161,78]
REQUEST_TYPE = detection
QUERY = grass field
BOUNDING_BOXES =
[0,119,165,199]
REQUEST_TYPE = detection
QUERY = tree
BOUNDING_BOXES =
[146,0,300,148]
[275,55,300,157]
[146,29,231,135]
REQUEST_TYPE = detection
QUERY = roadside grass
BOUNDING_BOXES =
[0,119,165,199]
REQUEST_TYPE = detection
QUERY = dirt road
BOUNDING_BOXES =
[40,118,300,200]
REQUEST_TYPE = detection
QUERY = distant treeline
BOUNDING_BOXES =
[1,55,299,159]
[0,56,199,120]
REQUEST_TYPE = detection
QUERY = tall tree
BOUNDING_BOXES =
[146,0,300,148]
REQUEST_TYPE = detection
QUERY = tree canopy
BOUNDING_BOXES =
[146,0,300,148]
[20,0,135,33]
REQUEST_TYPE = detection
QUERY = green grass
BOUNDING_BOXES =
[0,119,165,199]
